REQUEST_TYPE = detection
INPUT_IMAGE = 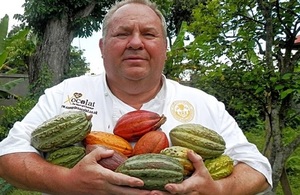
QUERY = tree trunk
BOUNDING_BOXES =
[29,16,74,94]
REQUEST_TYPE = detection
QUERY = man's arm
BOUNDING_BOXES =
[215,162,270,194]
[163,151,271,195]
[0,148,148,195]
[0,152,72,193]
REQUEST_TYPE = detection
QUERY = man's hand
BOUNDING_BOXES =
[64,146,151,195]
[149,151,222,195]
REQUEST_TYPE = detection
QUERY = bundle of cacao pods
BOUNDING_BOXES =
[166,123,234,180]
[29,109,234,190]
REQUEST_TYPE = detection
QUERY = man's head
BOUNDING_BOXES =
[102,0,167,39]
[99,0,168,86]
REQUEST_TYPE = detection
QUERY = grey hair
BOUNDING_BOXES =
[102,0,167,39]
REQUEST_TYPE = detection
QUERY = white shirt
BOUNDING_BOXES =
[0,73,273,186]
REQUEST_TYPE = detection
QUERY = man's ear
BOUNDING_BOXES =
[99,38,104,54]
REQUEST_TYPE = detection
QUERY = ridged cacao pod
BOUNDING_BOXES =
[204,155,234,180]
[46,146,86,168]
[116,153,184,191]
[113,110,167,142]
[31,111,92,152]
[169,123,226,159]
[133,130,169,155]
[83,131,133,157]
[85,144,128,171]
[160,146,195,176]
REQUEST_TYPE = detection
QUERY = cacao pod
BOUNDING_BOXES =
[169,123,226,159]
[85,144,128,171]
[116,153,184,191]
[83,131,133,157]
[46,146,86,168]
[160,146,195,176]
[133,130,169,155]
[113,110,167,142]
[204,155,234,180]
[31,110,92,152]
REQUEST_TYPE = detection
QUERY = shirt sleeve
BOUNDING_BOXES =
[216,102,273,187]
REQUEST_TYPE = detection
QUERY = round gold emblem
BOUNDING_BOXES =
[170,100,194,122]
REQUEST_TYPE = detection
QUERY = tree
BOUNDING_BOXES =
[166,0,300,193]
[15,0,115,93]
[154,0,205,49]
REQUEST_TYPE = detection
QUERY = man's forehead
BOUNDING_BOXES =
[111,3,158,21]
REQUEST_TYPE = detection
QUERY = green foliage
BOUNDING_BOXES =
[245,129,300,195]
[9,189,41,195]
[0,15,30,99]
[0,97,36,141]
[166,0,300,191]
[5,26,37,74]
[0,177,15,195]
[0,177,41,195]
[15,0,116,38]
[285,148,300,194]
[64,46,90,79]
[28,62,53,99]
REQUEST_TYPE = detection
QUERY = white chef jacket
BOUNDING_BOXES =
[0,73,273,187]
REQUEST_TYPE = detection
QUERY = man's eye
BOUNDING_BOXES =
[116,33,129,38]
[144,33,156,38]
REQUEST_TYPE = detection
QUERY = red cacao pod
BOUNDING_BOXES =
[113,110,167,142]
[133,130,169,155]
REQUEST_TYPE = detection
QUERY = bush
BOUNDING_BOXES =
[0,97,36,141]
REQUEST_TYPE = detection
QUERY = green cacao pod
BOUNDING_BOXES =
[169,123,226,159]
[31,110,92,152]
[46,146,86,168]
[160,146,195,176]
[204,155,234,180]
[116,153,184,191]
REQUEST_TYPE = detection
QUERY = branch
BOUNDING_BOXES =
[237,13,265,26]
[72,0,97,21]
[275,0,293,38]
[283,132,300,159]
[254,38,265,55]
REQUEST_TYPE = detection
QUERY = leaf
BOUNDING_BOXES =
[171,21,187,49]
[280,89,294,99]
[0,51,8,67]
[282,73,292,80]
[0,14,9,53]
[1,78,23,91]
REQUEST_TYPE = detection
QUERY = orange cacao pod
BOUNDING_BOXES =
[83,131,133,157]
[85,144,128,171]
[113,110,167,142]
[133,130,169,155]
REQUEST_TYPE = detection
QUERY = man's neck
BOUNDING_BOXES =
[107,77,163,109]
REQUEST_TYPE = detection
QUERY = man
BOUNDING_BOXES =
[0,0,272,194]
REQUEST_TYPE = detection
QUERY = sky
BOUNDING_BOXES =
[0,0,104,74]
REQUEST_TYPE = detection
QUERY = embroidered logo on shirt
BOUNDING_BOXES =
[170,100,194,122]
[62,92,97,114]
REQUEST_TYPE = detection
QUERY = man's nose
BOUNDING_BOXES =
[127,34,144,49]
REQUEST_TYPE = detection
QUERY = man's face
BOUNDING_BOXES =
[100,3,167,82]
